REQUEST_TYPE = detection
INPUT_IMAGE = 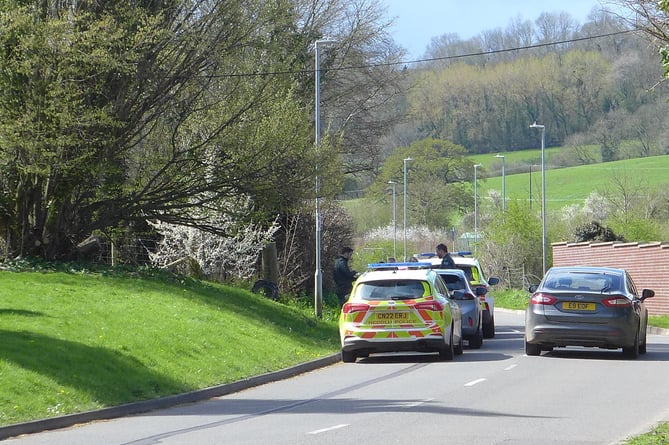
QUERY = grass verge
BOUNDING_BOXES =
[0,266,339,426]
[624,422,669,444]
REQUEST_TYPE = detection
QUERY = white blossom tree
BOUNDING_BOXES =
[149,196,279,281]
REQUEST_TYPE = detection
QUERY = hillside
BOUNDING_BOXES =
[476,154,669,212]
[344,153,669,234]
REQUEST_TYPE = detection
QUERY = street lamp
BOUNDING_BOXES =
[494,154,506,211]
[529,164,533,209]
[473,164,482,243]
[403,158,412,261]
[529,164,538,210]
[314,37,336,318]
[530,122,547,276]
[388,180,397,260]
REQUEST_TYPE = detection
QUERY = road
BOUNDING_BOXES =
[6,311,669,445]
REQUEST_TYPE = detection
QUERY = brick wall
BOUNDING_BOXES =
[552,241,669,315]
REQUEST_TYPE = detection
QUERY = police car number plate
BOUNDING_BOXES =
[372,312,410,323]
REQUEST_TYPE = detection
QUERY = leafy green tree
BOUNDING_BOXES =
[479,200,543,286]
[370,138,473,229]
[0,0,403,262]
[608,217,662,242]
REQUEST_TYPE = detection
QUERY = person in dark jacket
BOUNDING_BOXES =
[333,246,358,307]
[436,243,456,268]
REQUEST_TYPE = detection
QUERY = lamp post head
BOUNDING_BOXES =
[529,122,545,129]
[495,154,505,159]
[314,38,337,48]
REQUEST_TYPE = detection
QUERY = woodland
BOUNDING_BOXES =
[0,0,667,293]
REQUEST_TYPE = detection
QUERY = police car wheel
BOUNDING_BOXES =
[341,350,357,363]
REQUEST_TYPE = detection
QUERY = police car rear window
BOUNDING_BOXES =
[438,273,467,291]
[456,266,474,281]
[356,280,427,300]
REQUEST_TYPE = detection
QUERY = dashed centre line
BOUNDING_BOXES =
[308,424,349,435]
[464,378,487,387]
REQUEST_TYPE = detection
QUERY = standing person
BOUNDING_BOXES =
[334,246,358,307]
[436,243,456,268]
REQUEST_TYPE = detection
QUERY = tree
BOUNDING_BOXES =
[0,1,320,259]
[573,221,624,242]
[479,200,543,286]
[617,0,669,78]
[370,138,473,229]
[0,0,406,263]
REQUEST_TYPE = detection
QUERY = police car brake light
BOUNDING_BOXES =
[342,302,370,314]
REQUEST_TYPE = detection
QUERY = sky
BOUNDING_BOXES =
[383,0,610,59]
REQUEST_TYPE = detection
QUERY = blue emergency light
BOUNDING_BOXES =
[367,262,432,269]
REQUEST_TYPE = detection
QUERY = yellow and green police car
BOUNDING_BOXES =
[339,262,463,363]
[415,252,499,339]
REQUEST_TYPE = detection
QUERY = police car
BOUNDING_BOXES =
[339,262,463,363]
[416,252,499,338]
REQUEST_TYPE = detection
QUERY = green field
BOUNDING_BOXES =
[344,153,669,235]
[473,153,669,212]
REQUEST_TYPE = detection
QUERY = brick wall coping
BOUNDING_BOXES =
[552,241,669,249]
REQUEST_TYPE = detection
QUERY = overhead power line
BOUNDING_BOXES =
[404,29,636,66]
[213,29,637,78]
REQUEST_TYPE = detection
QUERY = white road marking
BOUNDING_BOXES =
[504,364,518,371]
[402,398,434,408]
[464,378,487,387]
[308,424,349,435]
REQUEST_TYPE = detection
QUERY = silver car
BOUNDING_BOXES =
[525,266,654,358]
[434,268,485,349]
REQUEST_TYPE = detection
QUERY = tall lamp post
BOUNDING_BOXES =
[529,164,533,209]
[530,122,547,276]
[473,164,482,244]
[403,158,412,261]
[494,154,506,211]
[388,180,397,260]
[314,38,336,318]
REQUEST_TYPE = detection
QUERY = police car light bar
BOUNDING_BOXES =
[415,252,437,258]
[367,262,432,269]
[417,251,473,257]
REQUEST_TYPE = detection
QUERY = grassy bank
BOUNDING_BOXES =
[0,266,339,426]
